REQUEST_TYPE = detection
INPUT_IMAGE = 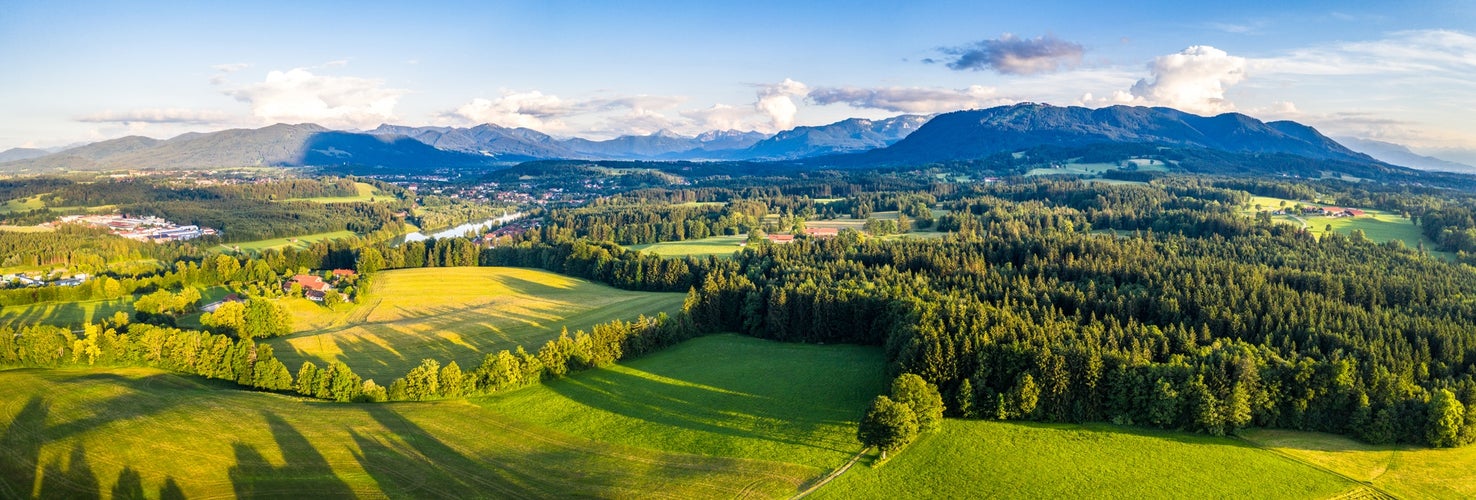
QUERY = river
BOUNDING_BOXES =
[393,211,525,245]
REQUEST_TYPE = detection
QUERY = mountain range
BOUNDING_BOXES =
[0,103,1463,179]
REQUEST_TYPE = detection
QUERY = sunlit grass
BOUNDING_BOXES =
[0,366,812,498]
[1243,428,1476,499]
[816,420,1358,499]
[269,267,685,381]
[627,235,747,258]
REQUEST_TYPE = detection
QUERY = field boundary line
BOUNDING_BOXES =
[1233,435,1400,500]
[790,447,868,499]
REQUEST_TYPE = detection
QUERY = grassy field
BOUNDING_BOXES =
[279,182,386,204]
[815,420,1359,499]
[0,367,814,499]
[0,195,45,214]
[270,267,686,381]
[0,298,133,329]
[628,235,747,258]
[216,230,358,253]
[1026,158,1169,178]
[0,225,54,233]
[1243,429,1476,499]
[474,334,887,473]
[1241,195,1446,256]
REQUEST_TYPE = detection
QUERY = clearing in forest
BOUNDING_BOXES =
[269,266,685,381]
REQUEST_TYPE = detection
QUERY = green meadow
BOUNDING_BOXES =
[1244,429,1476,499]
[815,420,1359,499]
[279,182,386,204]
[1241,195,1443,254]
[628,235,747,258]
[269,266,686,381]
[0,366,813,499]
[216,230,358,253]
[474,334,888,472]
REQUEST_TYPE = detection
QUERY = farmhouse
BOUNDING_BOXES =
[200,293,245,313]
[332,269,358,279]
[283,274,331,293]
[803,227,839,238]
[766,234,796,243]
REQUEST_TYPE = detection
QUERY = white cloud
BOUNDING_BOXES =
[807,85,1010,113]
[1256,29,1476,76]
[450,91,570,130]
[212,63,249,73]
[225,68,408,128]
[324,59,349,68]
[1128,45,1247,115]
[680,104,761,132]
[77,108,232,125]
[756,78,808,130]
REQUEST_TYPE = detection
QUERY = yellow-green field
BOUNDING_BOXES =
[475,334,887,473]
[816,420,1360,499]
[217,230,358,253]
[1241,195,1442,253]
[279,182,386,204]
[269,267,686,381]
[0,367,813,499]
[1026,158,1169,177]
[627,235,747,258]
[0,196,45,214]
[0,298,133,329]
[0,225,53,233]
[1243,429,1476,499]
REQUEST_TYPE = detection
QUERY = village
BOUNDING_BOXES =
[59,214,218,242]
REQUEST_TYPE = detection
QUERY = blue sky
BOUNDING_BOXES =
[2,0,1473,160]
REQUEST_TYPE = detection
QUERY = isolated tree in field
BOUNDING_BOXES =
[858,395,919,460]
[890,373,944,432]
[1428,389,1465,447]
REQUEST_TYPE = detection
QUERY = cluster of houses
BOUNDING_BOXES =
[0,272,88,289]
[759,227,840,244]
[481,220,542,247]
[60,214,219,242]
[282,269,357,302]
[1270,206,1367,218]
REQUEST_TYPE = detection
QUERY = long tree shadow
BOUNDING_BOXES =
[542,368,851,454]
[227,411,353,499]
[350,405,549,498]
[0,395,49,499]
[36,443,100,499]
[111,466,145,500]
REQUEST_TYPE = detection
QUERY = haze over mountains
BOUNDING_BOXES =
[0,103,1466,175]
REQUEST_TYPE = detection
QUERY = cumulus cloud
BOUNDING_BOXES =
[225,68,409,128]
[681,104,760,132]
[450,91,571,130]
[936,34,1085,75]
[756,78,809,130]
[807,85,1010,113]
[1128,45,1247,115]
[77,108,232,125]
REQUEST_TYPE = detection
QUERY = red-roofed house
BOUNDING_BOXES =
[332,269,357,279]
[284,274,330,294]
[766,234,796,243]
[803,227,839,238]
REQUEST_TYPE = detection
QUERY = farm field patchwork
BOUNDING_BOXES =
[269,267,686,382]
[1243,428,1476,499]
[0,367,813,499]
[1240,195,1445,254]
[815,420,1359,499]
